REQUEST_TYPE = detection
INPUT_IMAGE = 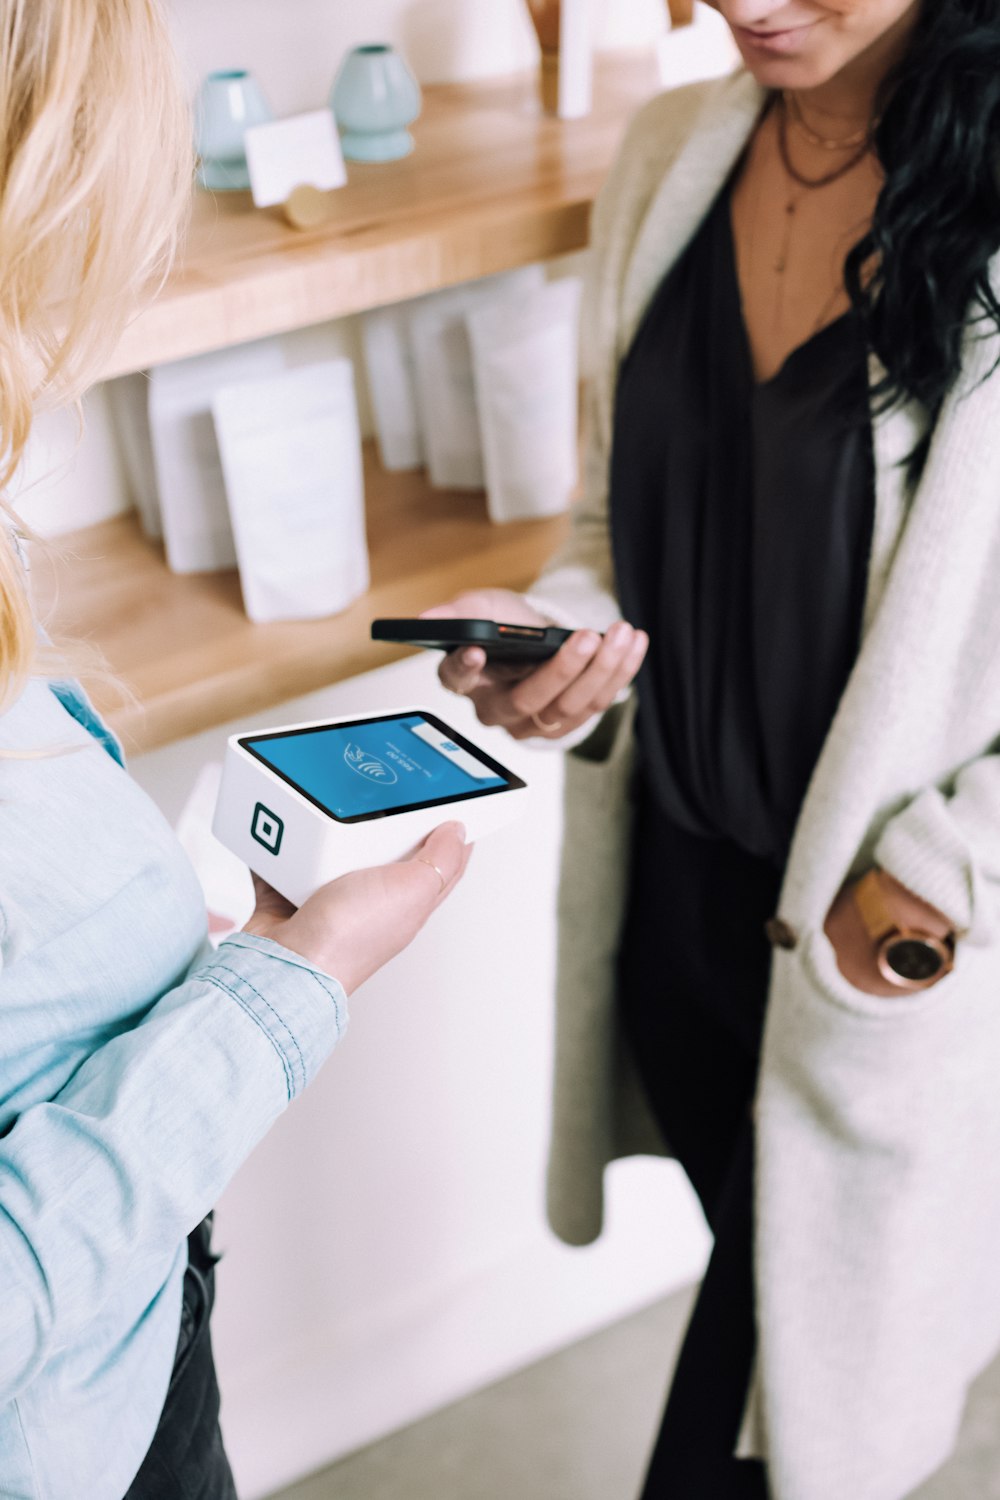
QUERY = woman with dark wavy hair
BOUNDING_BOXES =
[426,2,1000,1496]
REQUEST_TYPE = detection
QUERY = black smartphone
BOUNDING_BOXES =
[371,617,577,663]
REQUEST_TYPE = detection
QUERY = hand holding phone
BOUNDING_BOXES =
[417,588,649,743]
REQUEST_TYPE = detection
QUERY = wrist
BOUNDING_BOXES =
[870,868,954,939]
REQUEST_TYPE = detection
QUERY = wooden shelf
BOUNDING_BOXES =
[34,446,569,754]
[104,51,661,378]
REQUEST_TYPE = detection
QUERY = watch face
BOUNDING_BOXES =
[885,938,946,984]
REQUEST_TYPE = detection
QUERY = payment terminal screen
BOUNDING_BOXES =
[241,712,518,823]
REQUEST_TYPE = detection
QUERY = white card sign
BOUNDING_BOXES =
[244,109,348,208]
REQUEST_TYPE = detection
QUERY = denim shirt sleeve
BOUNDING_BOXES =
[0,931,347,1404]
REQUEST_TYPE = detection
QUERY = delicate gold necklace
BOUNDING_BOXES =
[776,95,873,190]
[785,92,870,153]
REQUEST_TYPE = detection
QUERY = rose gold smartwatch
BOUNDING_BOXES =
[853,869,956,991]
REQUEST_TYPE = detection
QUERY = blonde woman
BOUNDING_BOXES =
[0,5,468,1497]
[428,0,1000,1496]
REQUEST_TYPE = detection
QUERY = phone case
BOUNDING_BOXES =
[370,618,574,662]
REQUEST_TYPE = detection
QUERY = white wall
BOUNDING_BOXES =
[167,0,668,102]
[131,653,711,1499]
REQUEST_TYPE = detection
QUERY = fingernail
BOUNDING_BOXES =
[574,632,599,656]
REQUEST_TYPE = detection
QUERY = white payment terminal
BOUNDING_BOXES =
[213,707,529,907]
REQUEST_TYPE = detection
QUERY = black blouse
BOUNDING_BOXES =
[610,179,875,868]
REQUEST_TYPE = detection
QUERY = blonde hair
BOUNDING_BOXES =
[0,0,193,711]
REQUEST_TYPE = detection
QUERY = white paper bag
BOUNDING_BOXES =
[467,277,583,524]
[408,267,546,491]
[211,359,369,624]
[148,338,286,574]
[361,300,425,472]
[104,373,162,539]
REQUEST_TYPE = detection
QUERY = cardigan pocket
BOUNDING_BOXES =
[799,924,965,1023]
[756,930,1000,1500]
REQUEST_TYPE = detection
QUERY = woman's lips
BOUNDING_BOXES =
[733,22,815,55]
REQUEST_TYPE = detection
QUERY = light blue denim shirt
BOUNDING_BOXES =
[0,678,349,1500]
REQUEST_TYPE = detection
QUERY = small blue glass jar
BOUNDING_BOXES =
[196,69,273,191]
[331,44,422,163]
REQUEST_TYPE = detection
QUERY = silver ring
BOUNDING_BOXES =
[416,857,447,894]
[531,711,563,734]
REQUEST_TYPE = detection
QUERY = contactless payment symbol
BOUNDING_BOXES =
[251,802,284,855]
[343,742,399,785]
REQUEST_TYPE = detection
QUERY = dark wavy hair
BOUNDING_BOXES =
[843,0,1000,481]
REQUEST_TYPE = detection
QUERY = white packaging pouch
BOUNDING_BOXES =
[104,373,162,539]
[467,276,583,524]
[211,358,369,624]
[361,299,425,472]
[409,266,546,491]
[148,337,286,574]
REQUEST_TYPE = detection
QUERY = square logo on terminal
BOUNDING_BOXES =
[251,802,284,855]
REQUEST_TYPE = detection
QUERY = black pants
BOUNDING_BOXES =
[617,785,782,1500]
[125,1217,238,1500]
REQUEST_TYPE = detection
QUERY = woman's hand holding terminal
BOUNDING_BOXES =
[422,589,648,741]
[243,821,471,995]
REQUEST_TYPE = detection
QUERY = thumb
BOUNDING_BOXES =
[401,821,469,899]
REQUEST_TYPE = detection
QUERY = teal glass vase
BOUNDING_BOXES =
[331,45,422,163]
[196,69,273,191]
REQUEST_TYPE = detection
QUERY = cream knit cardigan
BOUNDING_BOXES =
[531,68,1000,1500]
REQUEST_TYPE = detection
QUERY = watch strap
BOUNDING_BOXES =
[853,868,899,944]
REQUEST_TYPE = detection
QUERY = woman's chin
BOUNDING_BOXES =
[736,51,836,93]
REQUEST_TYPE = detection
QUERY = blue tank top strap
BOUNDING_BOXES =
[49,680,126,767]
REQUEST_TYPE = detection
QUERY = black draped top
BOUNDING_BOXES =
[610,180,875,868]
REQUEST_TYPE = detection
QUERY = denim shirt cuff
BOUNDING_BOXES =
[192,931,349,1100]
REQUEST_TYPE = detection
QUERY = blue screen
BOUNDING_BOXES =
[244,714,508,821]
